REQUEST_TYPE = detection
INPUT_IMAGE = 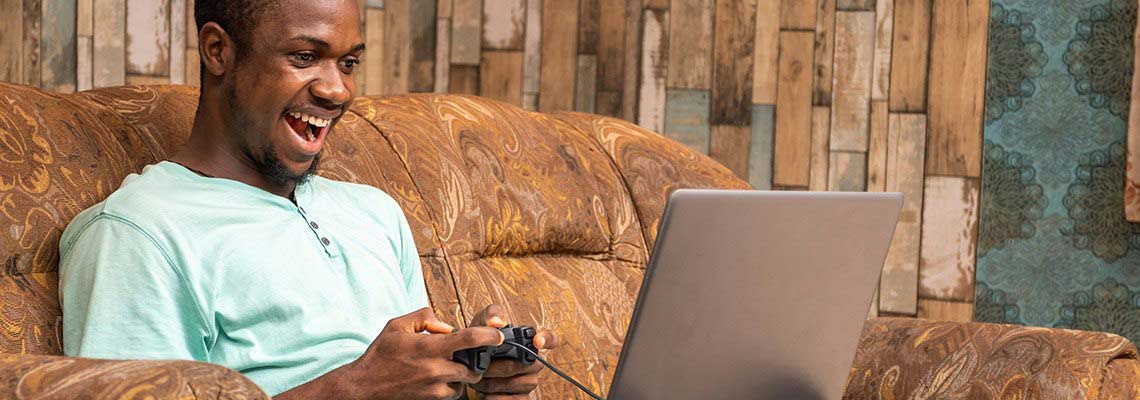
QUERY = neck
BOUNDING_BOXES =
[171,92,297,199]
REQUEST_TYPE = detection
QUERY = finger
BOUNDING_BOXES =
[384,307,455,334]
[534,330,559,350]
[482,358,543,379]
[434,326,505,354]
[471,373,540,395]
[429,359,483,385]
[423,382,465,400]
[480,395,530,400]
[473,304,510,327]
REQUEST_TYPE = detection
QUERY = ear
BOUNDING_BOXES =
[198,22,235,77]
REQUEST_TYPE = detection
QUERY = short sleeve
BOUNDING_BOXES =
[396,210,431,312]
[58,215,211,361]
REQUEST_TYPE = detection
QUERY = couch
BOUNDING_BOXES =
[0,82,1136,399]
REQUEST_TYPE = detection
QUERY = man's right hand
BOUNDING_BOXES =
[275,307,504,400]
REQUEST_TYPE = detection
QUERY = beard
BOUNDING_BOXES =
[224,82,321,187]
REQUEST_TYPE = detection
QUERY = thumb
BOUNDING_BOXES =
[383,307,455,334]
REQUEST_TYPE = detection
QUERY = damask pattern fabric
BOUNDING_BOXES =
[844,318,1140,399]
[976,0,1140,342]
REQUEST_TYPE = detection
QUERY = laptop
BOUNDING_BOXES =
[606,189,903,399]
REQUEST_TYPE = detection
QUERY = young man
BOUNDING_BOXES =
[57,0,557,398]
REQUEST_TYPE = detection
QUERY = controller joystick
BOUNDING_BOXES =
[452,325,538,373]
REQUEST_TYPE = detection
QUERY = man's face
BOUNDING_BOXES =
[221,0,363,185]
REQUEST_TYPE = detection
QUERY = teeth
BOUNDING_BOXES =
[307,132,316,141]
[288,111,331,127]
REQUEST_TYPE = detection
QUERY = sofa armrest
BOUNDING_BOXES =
[0,353,268,399]
[844,317,1139,399]
[1100,358,1140,400]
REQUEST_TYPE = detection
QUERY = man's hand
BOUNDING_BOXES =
[469,305,559,400]
[275,307,504,400]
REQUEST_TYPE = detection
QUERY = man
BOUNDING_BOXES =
[57,0,557,398]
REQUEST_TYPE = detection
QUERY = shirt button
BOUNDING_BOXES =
[310,221,319,229]
[321,237,331,246]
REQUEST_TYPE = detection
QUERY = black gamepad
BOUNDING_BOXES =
[452,325,538,373]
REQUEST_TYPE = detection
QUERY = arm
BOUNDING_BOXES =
[59,215,210,360]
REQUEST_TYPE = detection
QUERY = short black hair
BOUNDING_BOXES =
[194,0,277,59]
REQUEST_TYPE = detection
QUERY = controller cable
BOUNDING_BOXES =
[503,341,607,400]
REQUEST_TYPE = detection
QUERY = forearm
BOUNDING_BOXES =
[274,361,361,400]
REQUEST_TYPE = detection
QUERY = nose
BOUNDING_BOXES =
[310,64,351,108]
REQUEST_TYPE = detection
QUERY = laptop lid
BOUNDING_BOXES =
[607,189,902,399]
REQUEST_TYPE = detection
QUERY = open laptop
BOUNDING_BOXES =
[607,189,902,399]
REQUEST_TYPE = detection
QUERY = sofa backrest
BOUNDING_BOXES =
[0,83,748,396]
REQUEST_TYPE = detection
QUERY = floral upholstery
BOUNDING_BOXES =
[845,318,1140,399]
[0,82,1136,398]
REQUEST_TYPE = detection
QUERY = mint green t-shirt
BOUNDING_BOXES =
[58,161,430,396]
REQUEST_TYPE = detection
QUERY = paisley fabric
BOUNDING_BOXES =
[1,82,1137,398]
[0,354,266,399]
[844,317,1140,399]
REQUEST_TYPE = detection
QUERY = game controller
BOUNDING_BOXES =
[452,325,538,373]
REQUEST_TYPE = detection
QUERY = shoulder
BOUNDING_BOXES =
[309,176,404,214]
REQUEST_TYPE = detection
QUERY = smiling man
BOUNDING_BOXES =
[56,0,556,398]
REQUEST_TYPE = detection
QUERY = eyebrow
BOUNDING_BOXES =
[289,35,366,53]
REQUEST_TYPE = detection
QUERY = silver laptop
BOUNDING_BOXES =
[607,189,902,399]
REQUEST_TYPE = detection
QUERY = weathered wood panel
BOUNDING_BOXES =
[1128,5,1140,222]
[710,125,752,180]
[365,8,386,95]
[711,0,756,125]
[186,0,195,47]
[668,0,714,90]
[644,0,669,9]
[22,0,41,86]
[872,0,893,100]
[78,0,93,37]
[522,0,541,95]
[449,64,479,94]
[40,0,77,92]
[920,176,980,301]
[773,31,814,187]
[169,0,186,84]
[880,113,926,315]
[750,104,775,190]
[828,151,866,191]
[93,0,126,87]
[575,54,597,112]
[126,0,170,76]
[638,9,668,133]
[451,0,482,65]
[539,0,578,111]
[0,0,23,83]
[483,0,525,50]
[411,0,437,92]
[809,106,830,191]
[888,0,929,112]
[837,0,875,10]
[184,47,198,86]
[812,0,835,105]
[578,0,598,54]
[597,0,625,107]
[753,0,779,104]
[439,0,453,17]
[917,299,974,322]
[125,74,170,85]
[664,89,711,153]
[621,0,642,121]
[926,0,987,178]
[780,0,816,30]
[829,11,875,152]
[78,36,93,90]
[435,17,451,92]
[480,50,523,106]
[866,100,889,191]
[383,0,412,93]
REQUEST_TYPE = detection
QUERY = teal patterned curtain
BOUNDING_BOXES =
[976,0,1140,340]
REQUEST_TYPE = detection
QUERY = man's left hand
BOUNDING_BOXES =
[469,304,559,399]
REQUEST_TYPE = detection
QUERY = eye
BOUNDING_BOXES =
[291,52,318,65]
[340,58,360,73]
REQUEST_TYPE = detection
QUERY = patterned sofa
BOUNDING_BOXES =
[0,82,1137,399]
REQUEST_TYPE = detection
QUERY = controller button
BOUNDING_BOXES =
[524,327,536,339]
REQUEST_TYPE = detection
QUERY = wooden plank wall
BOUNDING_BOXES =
[6,0,990,322]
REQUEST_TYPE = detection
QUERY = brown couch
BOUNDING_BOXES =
[0,82,1137,399]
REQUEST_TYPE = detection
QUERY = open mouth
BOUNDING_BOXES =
[284,111,332,143]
